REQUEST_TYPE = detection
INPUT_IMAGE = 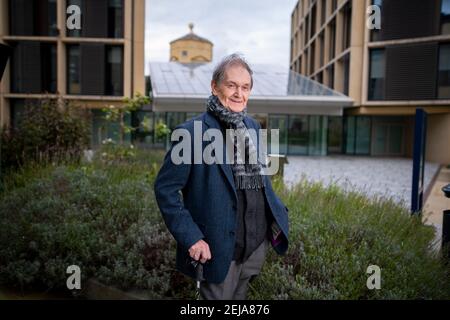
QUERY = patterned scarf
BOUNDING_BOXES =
[206,95,265,190]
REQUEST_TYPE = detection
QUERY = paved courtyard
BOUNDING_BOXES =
[283,156,441,209]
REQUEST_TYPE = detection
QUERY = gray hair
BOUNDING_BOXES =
[212,53,254,88]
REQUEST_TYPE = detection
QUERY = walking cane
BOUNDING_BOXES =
[190,259,204,300]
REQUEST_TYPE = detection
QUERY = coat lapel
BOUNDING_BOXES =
[204,112,237,199]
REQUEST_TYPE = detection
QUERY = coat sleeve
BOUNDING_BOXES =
[154,125,204,251]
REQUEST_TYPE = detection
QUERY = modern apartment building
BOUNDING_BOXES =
[290,0,450,163]
[0,0,145,144]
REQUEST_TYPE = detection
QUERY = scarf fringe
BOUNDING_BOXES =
[234,175,265,190]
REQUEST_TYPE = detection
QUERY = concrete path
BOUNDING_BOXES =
[283,156,441,209]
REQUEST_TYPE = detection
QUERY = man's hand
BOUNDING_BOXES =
[189,239,212,264]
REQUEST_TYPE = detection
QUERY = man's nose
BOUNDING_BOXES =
[234,87,242,96]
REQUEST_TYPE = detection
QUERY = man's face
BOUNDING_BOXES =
[211,65,252,113]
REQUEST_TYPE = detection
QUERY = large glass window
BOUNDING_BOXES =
[167,112,186,131]
[310,42,316,75]
[321,0,327,26]
[368,49,385,100]
[371,117,405,156]
[355,117,371,154]
[441,0,450,35]
[327,64,335,89]
[67,45,81,94]
[438,44,450,99]
[108,0,124,38]
[66,0,123,38]
[288,115,308,155]
[345,116,371,155]
[10,0,57,36]
[311,4,317,38]
[329,18,336,61]
[319,32,325,67]
[11,41,57,94]
[268,115,288,155]
[105,46,124,96]
[327,116,343,154]
[308,116,327,156]
[67,44,123,96]
[91,109,131,145]
[342,2,352,50]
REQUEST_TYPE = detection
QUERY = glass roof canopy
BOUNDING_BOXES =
[148,62,353,116]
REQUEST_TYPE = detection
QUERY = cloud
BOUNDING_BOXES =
[145,0,298,74]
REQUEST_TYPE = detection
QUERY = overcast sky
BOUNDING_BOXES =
[145,0,298,74]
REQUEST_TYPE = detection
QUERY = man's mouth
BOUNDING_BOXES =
[229,98,243,104]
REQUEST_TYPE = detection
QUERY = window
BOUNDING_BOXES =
[329,18,336,60]
[67,45,81,94]
[370,0,383,41]
[66,44,123,96]
[438,44,450,99]
[327,116,343,154]
[310,42,315,75]
[9,0,58,36]
[441,0,450,35]
[321,0,327,26]
[288,115,309,155]
[182,50,188,57]
[11,41,57,94]
[342,2,352,50]
[317,71,323,84]
[327,64,335,89]
[311,4,317,38]
[368,49,385,100]
[67,0,124,38]
[108,0,124,38]
[105,46,124,96]
[345,116,371,155]
[319,32,325,67]
[305,15,310,43]
[308,116,327,156]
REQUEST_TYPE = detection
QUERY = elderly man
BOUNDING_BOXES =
[154,53,289,300]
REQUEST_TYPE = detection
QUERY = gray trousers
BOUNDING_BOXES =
[199,238,270,300]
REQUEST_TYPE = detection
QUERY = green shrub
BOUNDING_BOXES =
[249,178,450,299]
[0,150,193,298]
[0,99,90,174]
[0,152,449,299]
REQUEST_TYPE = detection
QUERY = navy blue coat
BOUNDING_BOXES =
[154,111,289,284]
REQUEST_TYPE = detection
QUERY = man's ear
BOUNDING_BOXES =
[211,80,218,95]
